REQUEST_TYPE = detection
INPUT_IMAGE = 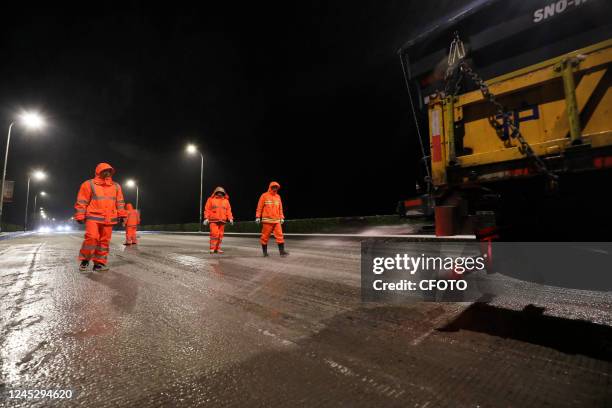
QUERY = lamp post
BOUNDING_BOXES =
[125,179,139,209]
[33,192,46,229]
[0,111,46,232]
[186,144,204,232]
[33,192,46,217]
[24,170,46,231]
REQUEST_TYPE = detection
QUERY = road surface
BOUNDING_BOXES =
[1,232,611,407]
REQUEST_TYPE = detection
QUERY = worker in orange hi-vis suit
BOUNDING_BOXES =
[204,186,234,254]
[255,181,289,257]
[74,163,127,272]
[123,203,140,245]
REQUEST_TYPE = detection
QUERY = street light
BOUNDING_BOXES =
[186,144,204,232]
[125,179,139,209]
[24,170,46,231]
[0,111,46,232]
[33,192,47,228]
[20,112,45,130]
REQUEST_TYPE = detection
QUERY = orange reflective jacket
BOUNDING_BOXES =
[125,203,141,227]
[256,181,284,223]
[74,163,127,225]
[204,186,233,223]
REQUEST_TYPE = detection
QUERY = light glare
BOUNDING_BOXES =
[32,170,46,180]
[20,112,45,130]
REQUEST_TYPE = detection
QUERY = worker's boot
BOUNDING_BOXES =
[79,260,89,272]
[216,249,224,254]
[262,244,269,257]
[93,263,109,272]
[279,243,289,257]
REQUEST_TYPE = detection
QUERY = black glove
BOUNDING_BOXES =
[76,219,84,225]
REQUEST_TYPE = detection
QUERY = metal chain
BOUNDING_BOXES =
[459,61,558,180]
[445,33,558,181]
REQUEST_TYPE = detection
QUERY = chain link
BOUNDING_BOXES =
[445,33,558,181]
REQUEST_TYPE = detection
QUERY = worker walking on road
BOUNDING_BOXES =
[123,203,140,245]
[74,163,127,272]
[256,181,289,257]
[204,186,234,254]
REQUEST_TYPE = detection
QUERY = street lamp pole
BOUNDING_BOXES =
[24,171,46,231]
[33,192,46,229]
[199,152,204,232]
[0,122,14,232]
[24,176,30,231]
[125,180,140,210]
[0,112,46,232]
[186,144,204,232]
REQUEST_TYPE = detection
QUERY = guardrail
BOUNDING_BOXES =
[140,215,422,234]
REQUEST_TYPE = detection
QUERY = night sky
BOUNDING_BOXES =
[0,1,468,226]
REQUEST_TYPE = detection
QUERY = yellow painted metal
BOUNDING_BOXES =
[444,96,456,165]
[557,58,582,144]
[457,44,612,106]
[551,67,606,140]
[582,81,612,137]
[428,97,447,186]
[427,39,612,186]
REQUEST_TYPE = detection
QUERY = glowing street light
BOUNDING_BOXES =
[35,191,47,210]
[19,112,45,130]
[186,144,204,232]
[34,191,47,227]
[0,111,47,232]
[24,170,47,231]
[124,179,139,209]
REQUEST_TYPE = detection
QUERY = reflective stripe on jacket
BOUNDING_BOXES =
[256,181,284,224]
[74,162,127,225]
[204,188,233,223]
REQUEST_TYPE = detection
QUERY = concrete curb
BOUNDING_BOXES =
[140,231,476,241]
[0,232,34,241]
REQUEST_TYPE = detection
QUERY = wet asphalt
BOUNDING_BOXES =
[1,232,611,407]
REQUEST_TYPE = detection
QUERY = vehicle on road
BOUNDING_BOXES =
[397,0,612,240]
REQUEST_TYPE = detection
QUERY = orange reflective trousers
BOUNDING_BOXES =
[209,222,225,250]
[125,227,138,244]
[79,220,113,265]
[260,223,284,245]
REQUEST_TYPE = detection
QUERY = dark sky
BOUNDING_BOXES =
[0,1,467,226]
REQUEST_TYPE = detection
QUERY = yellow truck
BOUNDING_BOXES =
[398,0,612,240]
